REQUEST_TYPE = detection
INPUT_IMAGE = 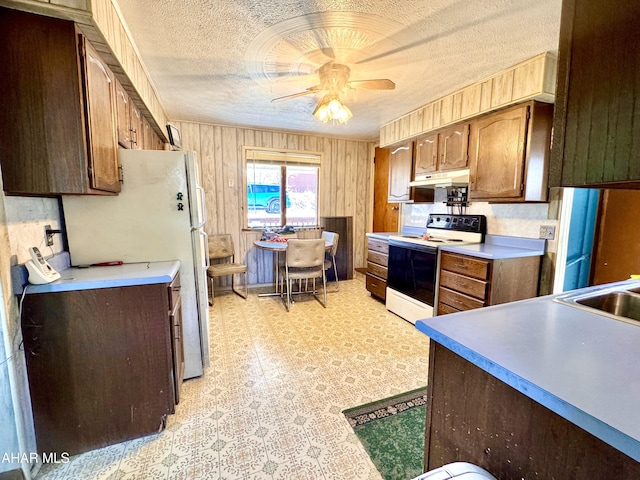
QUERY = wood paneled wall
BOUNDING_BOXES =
[175,121,375,285]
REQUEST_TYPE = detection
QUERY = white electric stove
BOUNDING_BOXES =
[386,214,486,324]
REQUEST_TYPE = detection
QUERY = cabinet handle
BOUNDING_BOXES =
[118,90,128,104]
[88,54,112,83]
[390,146,410,155]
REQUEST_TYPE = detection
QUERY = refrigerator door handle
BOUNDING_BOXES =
[196,186,206,229]
[200,229,210,267]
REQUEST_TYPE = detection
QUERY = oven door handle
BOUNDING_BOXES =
[389,239,438,254]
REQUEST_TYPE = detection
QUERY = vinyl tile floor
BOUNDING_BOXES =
[37,277,430,480]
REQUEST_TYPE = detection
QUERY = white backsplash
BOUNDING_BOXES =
[402,194,557,249]
[4,196,63,264]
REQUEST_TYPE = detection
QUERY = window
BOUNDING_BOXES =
[244,148,321,228]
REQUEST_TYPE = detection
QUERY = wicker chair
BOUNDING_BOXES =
[207,234,248,305]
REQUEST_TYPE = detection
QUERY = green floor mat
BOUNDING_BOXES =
[343,387,427,480]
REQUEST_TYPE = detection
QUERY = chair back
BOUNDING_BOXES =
[285,239,325,268]
[209,234,235,261]
[322,231,339,257]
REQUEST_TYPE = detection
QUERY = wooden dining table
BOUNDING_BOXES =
[253,239,332,297]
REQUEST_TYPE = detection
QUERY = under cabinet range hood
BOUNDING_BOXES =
[409,169,470,188]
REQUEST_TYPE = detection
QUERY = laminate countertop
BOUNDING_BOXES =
[415,279,640,462]
[440,234,546,259]
[24,261,180,294]
[365,232,397,241]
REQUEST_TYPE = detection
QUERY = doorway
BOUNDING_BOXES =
[591,189,640,285]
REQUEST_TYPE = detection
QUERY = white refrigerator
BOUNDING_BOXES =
[62,150,210,379]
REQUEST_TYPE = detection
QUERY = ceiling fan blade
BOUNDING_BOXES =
[319,46,336,60]
[271,85,322,102]
[346,79,396,90]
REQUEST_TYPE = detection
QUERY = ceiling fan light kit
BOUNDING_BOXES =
[313,94,353,124]
[272,60,394,125]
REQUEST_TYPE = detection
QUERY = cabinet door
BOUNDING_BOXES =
[468,104,528,200]
[551,0,640,187]
[388,141,413,202]
[414,132,438,176]
[81,39,121,193]
[143,116,155,150]
[129,103,144,149]
[114,78,131,148]
[21,284,174,456]
[155,133,166,151]
[439,123,469,171]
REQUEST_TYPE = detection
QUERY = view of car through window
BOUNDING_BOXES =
[247,184,291,214]
[246,163,319,228]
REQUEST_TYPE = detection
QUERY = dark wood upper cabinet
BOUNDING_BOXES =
[414,124,469,177]
[81,38,120,192]
[129,102,144,150]
[115,78,132,148]
[438,123,469,172]
[414,132,439,175]
[388,141,414,202]
[550,0,640,188]
[0,8,120,195]
[469,101,553,202]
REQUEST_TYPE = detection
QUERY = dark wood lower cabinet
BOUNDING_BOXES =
[366,237,389,301]
[21,278,182,456]
[425,342,640,479]
[437,251,540,315]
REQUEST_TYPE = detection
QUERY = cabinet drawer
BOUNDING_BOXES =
[367,262,388,279]
[169,273,181,310]
[437,302,461,316]
[438,286,485,311]
[441,252,490,280]
[439,270,487,300]
[366,273,387,300]
[368,238,389,254]
[367,250,389,267]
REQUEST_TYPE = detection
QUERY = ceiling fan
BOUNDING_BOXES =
[272,61,395,123]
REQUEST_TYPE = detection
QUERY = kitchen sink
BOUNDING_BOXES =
[554,281,640,326]
[576,291,640,322]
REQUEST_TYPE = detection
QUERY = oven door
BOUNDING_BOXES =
[387,239,438,306]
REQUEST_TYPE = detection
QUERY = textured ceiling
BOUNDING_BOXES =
[115,0,562,141]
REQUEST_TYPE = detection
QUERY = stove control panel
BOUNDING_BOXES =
[427,214,486,234]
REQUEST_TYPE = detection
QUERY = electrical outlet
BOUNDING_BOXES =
[44,224,54,246]
[539,225,556,240]
[228,178,235,188]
